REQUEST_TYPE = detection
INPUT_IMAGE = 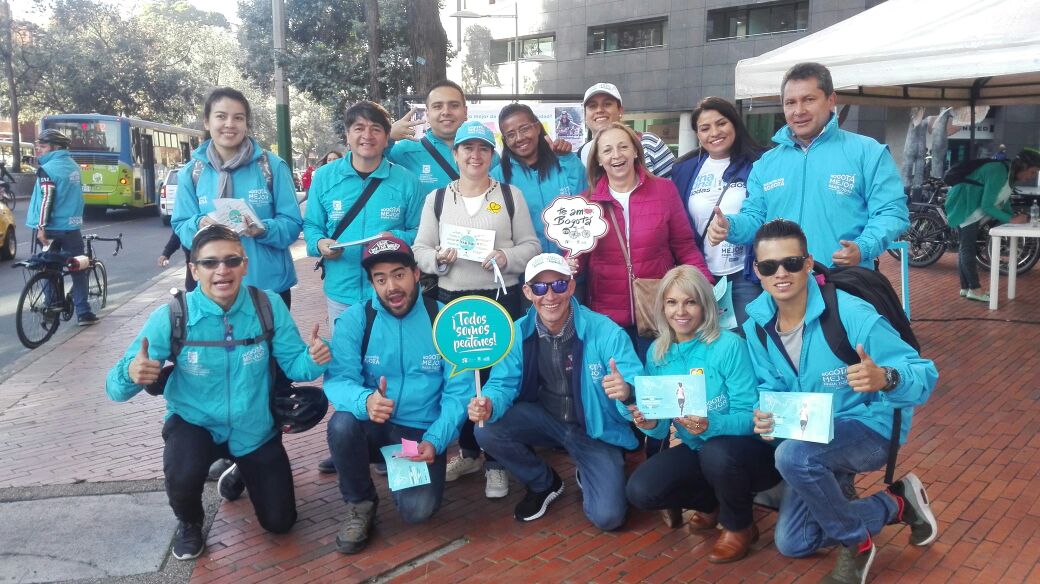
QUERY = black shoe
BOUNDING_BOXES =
[317,457,337,474]
[77,312,99,326]
[172,520,205,560]
[821,538,875,584]
[217,463,246,501]
[207,458,233,482]
[336,499,378,554]
[889,472,938,546]
[514,470,564,522]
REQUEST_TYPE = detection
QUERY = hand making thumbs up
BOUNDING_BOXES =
[706,207,730,246]
[307,323,331,365]
[129,337,162,385]
[602,358,631,402]
[366,375,395,423]
[846,344,887,392]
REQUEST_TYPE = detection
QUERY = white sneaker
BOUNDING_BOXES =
[445,454,482,482]
[485,468,509,499]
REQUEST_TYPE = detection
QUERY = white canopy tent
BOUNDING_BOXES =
[734,0,1040,108]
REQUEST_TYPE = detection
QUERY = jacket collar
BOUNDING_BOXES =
[587,166,649,203]
[191,137,262,166]
[520,297,591,340]
[745,273,827,328]
[340,153,391,180]
[186,285,255,325]
[773,113,838,150]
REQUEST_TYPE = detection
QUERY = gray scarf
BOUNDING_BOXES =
[206,138,255,198]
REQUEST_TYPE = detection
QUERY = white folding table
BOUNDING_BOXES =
[988,223,1040,310]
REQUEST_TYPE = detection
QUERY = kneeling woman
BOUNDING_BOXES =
[624,265,780,563]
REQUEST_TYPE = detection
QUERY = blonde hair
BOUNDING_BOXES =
[649,266,720,364]
[586,122,646,188]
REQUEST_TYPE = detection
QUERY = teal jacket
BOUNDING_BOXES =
[491,153,589,254]
[105,287,327,456]
[636,331,758,450]
[944,161,1013,226]
[388,129,501,191]
[172,138,302,294]
[303,154,423,305]
[742,277,938,444]
[323,293,472,454]
[482,299,643,450]
[26,149,84,231]
[728,115,908,267]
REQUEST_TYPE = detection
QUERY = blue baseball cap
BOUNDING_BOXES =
[453,121,496,148]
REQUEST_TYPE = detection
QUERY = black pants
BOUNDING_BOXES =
[162,415,296,533]
[625,435,781,531]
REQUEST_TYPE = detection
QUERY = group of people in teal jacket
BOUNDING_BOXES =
[105,60,941,584]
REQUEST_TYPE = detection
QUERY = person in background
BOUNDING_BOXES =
[158,231,196,292]
[576,82,675,179]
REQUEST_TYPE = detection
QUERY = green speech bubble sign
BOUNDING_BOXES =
[432,295,515,377]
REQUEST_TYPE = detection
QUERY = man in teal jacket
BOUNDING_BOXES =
[708,63,908,269]
[25,129,97,324]
[744,220,938,584]
[323,235,471,555]
[106,225,330,561]
[468,253,643,531]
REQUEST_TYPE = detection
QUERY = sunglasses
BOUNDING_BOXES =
[194,255,245,270]
[527,279,570,296]
[755,255,809,277]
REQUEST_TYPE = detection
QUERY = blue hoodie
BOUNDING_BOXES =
[303,154,423,305]
[491,153,588,254]
[105,286,327,456]
[323,293,472,454]
[172,138,302,293]
[634,330,758,450]
[741,276,938,444]
[26,149,84,231]
[481,298,643,450]
[387,129,501,190]
[727,115,908,268]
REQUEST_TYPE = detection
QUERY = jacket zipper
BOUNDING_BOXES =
[223,315,233,437]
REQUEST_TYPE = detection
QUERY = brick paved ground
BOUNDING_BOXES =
[2,243,1039,583]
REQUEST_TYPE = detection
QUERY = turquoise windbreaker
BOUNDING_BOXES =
[25,149,84,231]
[491,153,589,254]
[387,129,501,191]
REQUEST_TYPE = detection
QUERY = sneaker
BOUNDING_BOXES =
[889,473,938,546]
[514,470,564,522]
[821,537,876,584]
[336,499,377,554]
[965,290,990,302]
[172,520,205,560]
[217,463,245,501]
[207,458,233,482]
[485,468,509,499]
[317,457,336,474]
[445,454,482,482]
[959,289,968,297]
[77,312,99,326]
[372,462,387,476]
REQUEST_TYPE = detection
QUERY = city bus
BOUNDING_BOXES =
[0,139,34,167]
[39,114,204,215]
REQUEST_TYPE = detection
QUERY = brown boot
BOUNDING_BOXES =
[707,524,759,564]
[661,508,683,528]
[688,509,719,530]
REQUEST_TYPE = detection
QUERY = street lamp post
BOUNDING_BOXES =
[450,5,520,95]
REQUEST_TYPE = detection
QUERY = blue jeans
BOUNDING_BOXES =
[727,272,762,334]
[773,419,898,556]
[42,229,90,316]
[326,411,447,524]
[957,220,981,290]
[474,401,627,531]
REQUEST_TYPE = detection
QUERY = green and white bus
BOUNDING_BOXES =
[39,114,203,215]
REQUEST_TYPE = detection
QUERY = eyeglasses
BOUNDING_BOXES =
[503,123,538,143]
[755,256,809,277]
[194,255,245,270]
[527,279,570,296]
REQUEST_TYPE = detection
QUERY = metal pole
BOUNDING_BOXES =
[272,0,292,168]
[513,3,519,96]
[1,0,21,172]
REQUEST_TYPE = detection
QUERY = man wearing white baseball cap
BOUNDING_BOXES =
[577,82,675,178]
[467,253,644,531]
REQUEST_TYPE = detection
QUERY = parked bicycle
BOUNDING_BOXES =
[13,233,123,349]
[0,179,14,211]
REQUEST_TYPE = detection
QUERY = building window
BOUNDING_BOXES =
[490,34,555,64]
[587,18,666,54]
[707,1,808,41]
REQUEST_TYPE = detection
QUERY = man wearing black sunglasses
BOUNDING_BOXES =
[468,253,644,531]
[742,220,938,584]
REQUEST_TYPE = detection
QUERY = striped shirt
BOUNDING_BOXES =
[579,131,675,178]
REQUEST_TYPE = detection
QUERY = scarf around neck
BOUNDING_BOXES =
[206,138,254,198]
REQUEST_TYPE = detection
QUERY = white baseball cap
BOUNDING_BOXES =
[524,253,573,283]
[583,82,622,106]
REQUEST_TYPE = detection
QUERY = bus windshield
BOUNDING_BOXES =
[44,121,120,153]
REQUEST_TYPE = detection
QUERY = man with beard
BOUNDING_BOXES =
[323,235,472,554]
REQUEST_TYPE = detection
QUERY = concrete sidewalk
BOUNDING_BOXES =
[2,244,1039,583]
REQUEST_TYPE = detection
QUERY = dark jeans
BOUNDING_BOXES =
[626,435,781,531]
[326,411,447,523]
[958,220,982,290]
[181,247,197,292]
[40,229,90,316]
[162,415,296,533]
[727,272,763,335]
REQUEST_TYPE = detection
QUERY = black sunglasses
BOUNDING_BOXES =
[755,255,808,277]
[527,279,570,296]
[194,255,245,270]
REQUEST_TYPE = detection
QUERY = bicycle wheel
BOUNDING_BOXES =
[977,225,1040,275]
[900,212,948,268]
[2,189,15,211]
[87,261,108,312]
[17,272,61,349]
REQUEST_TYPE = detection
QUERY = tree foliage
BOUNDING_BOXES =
[461,25,498,95]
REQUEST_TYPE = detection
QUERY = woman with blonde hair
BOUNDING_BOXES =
[625,265,780,564]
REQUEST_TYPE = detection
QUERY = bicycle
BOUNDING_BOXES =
[13,233,123,349]
[0,179,14,211]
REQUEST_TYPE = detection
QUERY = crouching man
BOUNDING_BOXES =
[324,235,471,554]
[468,253,643,531]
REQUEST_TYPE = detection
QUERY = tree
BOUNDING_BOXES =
[406,0,447,96]
[460,25,498,95]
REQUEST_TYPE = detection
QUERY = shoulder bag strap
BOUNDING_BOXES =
[330,177,385,241]
[606,203,637,321]
[420,137,460,181]
[697,182,733,245]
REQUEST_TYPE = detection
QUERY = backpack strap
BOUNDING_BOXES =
[433,187,447,222]
[500,182,515,219]
[191,159,203,187]
[168,289,188,359]
[360,296,440,358]
[191,153,274,193]
[169,286,275,353]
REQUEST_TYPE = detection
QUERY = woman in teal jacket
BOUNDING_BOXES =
[625,265,780,564]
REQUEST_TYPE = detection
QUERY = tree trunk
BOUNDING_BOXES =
[1,0,21,172]
[364,0,381,101]
[407,0,448,96]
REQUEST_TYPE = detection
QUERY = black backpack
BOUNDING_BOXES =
[359,296,440,357]
[755,261,919,484]
[942,158,1008,187]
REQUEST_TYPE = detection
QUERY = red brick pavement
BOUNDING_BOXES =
[2,244,1040,583]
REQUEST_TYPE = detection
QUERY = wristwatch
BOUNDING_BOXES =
[881,366,900,392]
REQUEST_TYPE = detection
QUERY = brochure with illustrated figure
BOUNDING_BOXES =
[759,391,834,443]
[379,444,431,491]
[207,198,262,234]
[440,223,496,263]
[634,373,707,420]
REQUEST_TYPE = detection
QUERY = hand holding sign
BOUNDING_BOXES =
[542,196,608,257]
